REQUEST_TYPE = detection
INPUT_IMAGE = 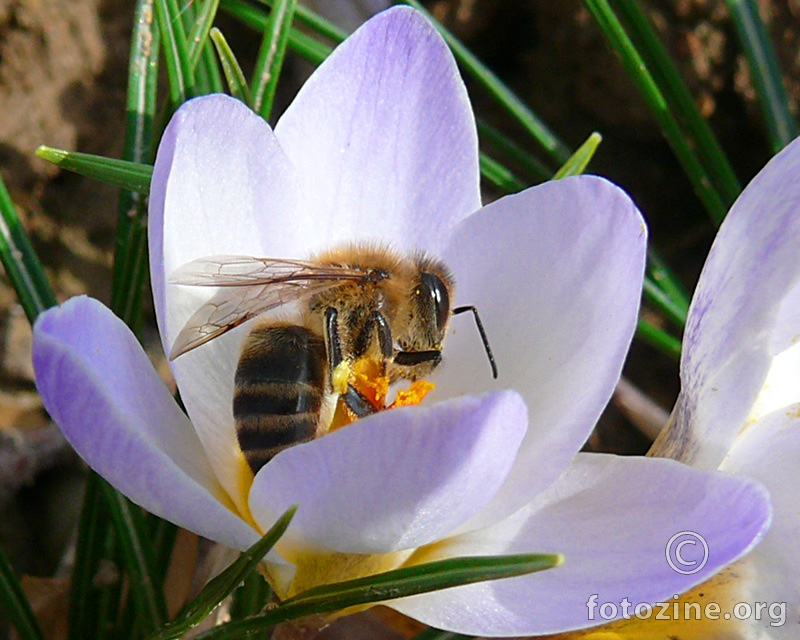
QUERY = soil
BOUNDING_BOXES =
[0,0,797,636]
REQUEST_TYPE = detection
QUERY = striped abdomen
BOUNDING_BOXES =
[234,323,327,473]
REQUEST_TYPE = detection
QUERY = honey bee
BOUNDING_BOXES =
[170,244,496,473]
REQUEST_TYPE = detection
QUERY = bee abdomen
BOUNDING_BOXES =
[234,324,327,473]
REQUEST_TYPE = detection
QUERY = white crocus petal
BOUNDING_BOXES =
[32,297,260,551]
[249,391,527,554]
[389,455,770,637]
[149,94,300,514]
[658,136,800,469]
[274,6,481,257]
[719,403,800,635]
[437,176,647,530]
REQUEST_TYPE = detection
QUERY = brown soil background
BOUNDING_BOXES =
[0,0,797,637]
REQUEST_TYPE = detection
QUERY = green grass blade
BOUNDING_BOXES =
[251,0,298,118]
[260,0,348,41]
[69,474,123,640]
[210,28,253,105]
[192,553,562,639]
[403,0,571,165]
[188,0,221,69]
[480,153,528,193]
[0,174,57,324]
[636,319,681,359]
[477,120,553,182]
[585,0,730,224]
[609,0,741,206]
[0,545,45,640]
[553,132,603,179]
[643,277,687,328]
[100,483,168,634]
[221,0,331,65]
[112,0,160,331]
[725,0,798,151]
[647,248,690,316]
[36,147,153,194]
[149,506,296,640]
[155,0,195,105]
[230,571,271,619]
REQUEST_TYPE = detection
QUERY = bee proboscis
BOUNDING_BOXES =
[170,244,496,473]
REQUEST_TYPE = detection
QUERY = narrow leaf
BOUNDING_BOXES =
[149,506,296,640]
[36,147,153,194]
[100,483,168,634]
[477,119,553,182]
[647,248,690,316]
[725,0,798,151]
[210,28,253,105]
[154,0,195,105]
[221,0,331,65]
[585,0,730,223]
[643,277,687,328]
[636,319,681,359]
[480,153,528,193]
[251,0,297,118]
[188,0,222,69]
[230,571,271,619]
[553,132,603,179]
[191,553,562,640]
[0,545,45,640]
[0,174,57,324]
[609,0,741,207]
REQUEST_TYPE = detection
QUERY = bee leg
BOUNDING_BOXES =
[341,384,377,418]
[324,307,379,418]
[393,350,442,368]
[353,310,393,362]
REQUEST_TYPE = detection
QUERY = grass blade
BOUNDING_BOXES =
[0,174,57,324]
[725,0,798,151]
[585,0,730,224]
[477,120,553,183]
[636,319,681,359]
[188,0,221,69]
[36,147,152,194]
[155,0,195,105]
[609,0,741,207]
[149,506,296,640]
[643,277,687,328]
[553,132,603,179]
[0,545,45,640]
[480,153,527,193]
[210,28,253,105]
[100,483,168,634]
[251,0,297,118]
[192,553,562,639]
[647,248,690,317]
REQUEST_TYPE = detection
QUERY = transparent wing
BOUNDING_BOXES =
[169,255,365,286]
[168,256,369,360]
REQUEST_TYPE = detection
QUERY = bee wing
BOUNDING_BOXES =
[168,256,368,360]
[169,255,364,286]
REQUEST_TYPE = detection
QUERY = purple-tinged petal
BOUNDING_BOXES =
[249,391,527,554]
[389,455,770,637]
[719,404,800,631]
[436,176,646,530]
[32,297,260,551]
[654,137,800,469]
[274,6,480,256]
[149,94,300,513]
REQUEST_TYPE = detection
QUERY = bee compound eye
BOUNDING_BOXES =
[419,272,451,333]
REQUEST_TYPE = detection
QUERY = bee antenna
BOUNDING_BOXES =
[452,305,498,379]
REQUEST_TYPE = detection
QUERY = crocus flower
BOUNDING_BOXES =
[32,7,770,637]
[547,131,800,640]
